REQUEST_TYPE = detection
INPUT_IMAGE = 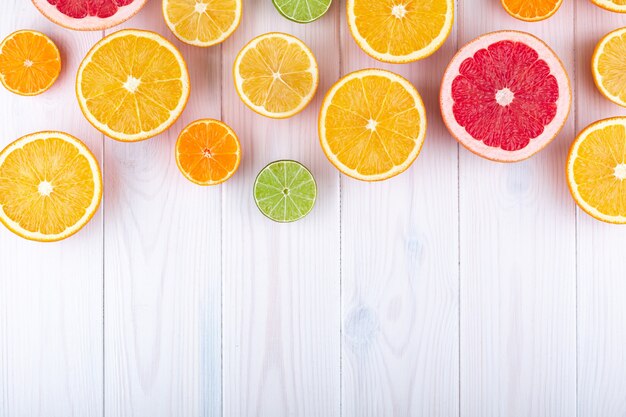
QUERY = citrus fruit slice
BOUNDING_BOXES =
[0,131,102,242]
[501,0,562,21]
[567,117,626,224]
[319,69,427,181]
[272,0,332,23]
[591,0,626,12]
[233,33,319,119]
[163,0,242,47]
[347,0,454,63]
[253,160,316,223]
[76,29,190,142]
[0,30,61,96]
[175,119,241,185]
[440,31,571,162]
[592,27,626,108]
[32,0,148,31]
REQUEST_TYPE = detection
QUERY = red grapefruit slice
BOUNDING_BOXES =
[32,0,147,31]
[440,31,571,162]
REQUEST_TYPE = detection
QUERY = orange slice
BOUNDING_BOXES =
[592,27,626,107]
[591,0,626,12]
[0,131,102,241]
[0,30,61,96]
[163,0,242,47]
[567,117,626,224]
[176,119,241,185]
[76,29,190,142]
[233,32,319,119]
[501,0,562,21]
[319,69,427,181]
[347,0,454,63]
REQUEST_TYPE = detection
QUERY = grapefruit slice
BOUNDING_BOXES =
[32,0,148,31]
[440,31,571,162]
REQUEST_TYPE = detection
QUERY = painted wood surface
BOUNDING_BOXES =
[1,0,626,416]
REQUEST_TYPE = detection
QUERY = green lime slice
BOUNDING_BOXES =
[253,160,317,223]
[272,0,332,23]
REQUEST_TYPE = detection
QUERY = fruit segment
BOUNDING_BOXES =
[272,0,332,23]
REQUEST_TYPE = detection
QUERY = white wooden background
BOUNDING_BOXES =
[1,0,626,416]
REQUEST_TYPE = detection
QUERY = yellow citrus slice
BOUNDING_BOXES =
[319,69,427,181]
[0,30,61,96]
[501,0,563,21]
[591,0,626,12]
[0,131,102,241]
[592,27,626,107]
[175,119,241,185]
[233,32,319,119]
[567,117,626,224]
[163,0,242,47]
[347,0,454,63]
[76,29,190,142]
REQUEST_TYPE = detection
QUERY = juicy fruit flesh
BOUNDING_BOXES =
[503,0,560,18]
[596,31,626,103]
[0,137,97,235]
[177,121,240,184]
[238,35,315,114]
[451,40,559,151]
[353,0,448,56]
[254,161,316,222]
[46,0,135,18]
[273,0,332,22]
[323,74,422,177]
[79,33,185,138]
[165,0,239,44]
[572,123,626,218]
[0,32,61,95]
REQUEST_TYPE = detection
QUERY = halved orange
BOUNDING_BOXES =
[233,33,319,119]
[591,0,626,13]
[567,117,626,224]
[319,69,427,181]
[175,119,241,185]
[0,30,61,96]
[0,131,102,241]
[76,29,190,142]
[592,27,626,108]
[163,0,242,47]
[347,0,454,63]
[501,0,562,21]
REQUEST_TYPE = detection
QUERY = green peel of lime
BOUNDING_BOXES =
[253,160,317,223]
[272,0,332,23]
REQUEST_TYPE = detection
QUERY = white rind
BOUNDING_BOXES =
[591,0,626,12]
[32,0,148,31]
[440,30,571,162]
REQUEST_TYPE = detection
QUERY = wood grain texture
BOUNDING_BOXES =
[575,3,626,417]
[338,1,460,417]
[458,1,577,416]
[0,3,103,417]
[103,2,222,416]
[220,1,341,416]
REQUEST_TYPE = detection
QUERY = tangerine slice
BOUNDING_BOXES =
[501,0,563,21]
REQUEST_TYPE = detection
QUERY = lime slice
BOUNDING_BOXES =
[253,160,317,222]
[272,0,332,23]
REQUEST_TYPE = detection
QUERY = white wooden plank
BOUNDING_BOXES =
[103,2,222,416]
[458,2,577,416]
[0,2,103,417]
[338,1,460,416]
[575,3,626,416]
[221,1,341,416]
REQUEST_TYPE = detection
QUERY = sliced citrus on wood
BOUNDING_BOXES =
[440,31,571,162]
[32,0,148,31]
[567,118,626,224]
[0,30,61,96]
[163,0,241,47]
[76,29,190,142]
[319,69,427,181]
[347,0,454,63]
[0,131,102,242]
[272,0,332,23]
[501,0,562,21]
[176,119,241,185]
[593,27,626,108]
[591,0,626,13]
[233,32,319,119]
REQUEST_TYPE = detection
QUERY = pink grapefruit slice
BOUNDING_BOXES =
[32,0,148,31]
[440,31,571,162]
